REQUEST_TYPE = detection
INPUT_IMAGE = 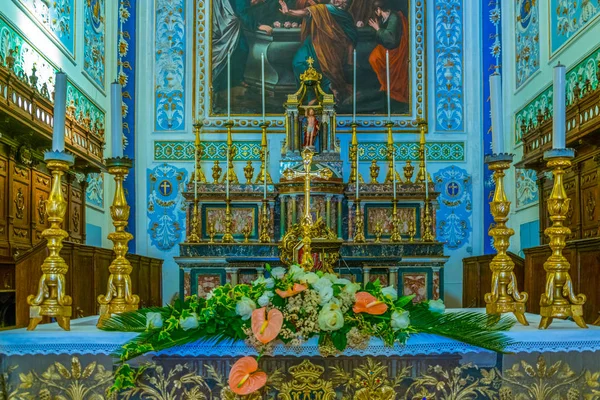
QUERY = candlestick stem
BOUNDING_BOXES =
[390,200,402,242]
[222,199,235,243]
[187,199,201,243]
[422,201,435,242]
[256,122,273,184]
[259,200,271,243]
[353,199,365,243]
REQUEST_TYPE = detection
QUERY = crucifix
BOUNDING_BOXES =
[283,148,332,270]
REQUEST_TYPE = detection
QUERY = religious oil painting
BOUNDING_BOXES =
[204,205,257,238]
[365,204,417,237]
[205,0,413,116]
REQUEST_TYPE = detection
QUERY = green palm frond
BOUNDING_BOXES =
[99,307,168,332]
[409,307,515,353]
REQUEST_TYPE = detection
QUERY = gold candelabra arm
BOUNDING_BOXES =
[97,157,140,327]
[222,199,235,243]
[353,199,365,243]
[483,154,528,326]
[259,200,271,243]
[539,149,587,329]
[27,153,74,331]
[389,201,402,242]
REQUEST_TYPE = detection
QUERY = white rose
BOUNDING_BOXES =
[428,299,446,314]
[289,265,306,281]
[323,273,338,283]
[318,286,334,305]
[253,276,266,286]
[146,312,163,330]
[258,291,274,307]
[264,278,275,289]
[382,285,398,302]
[343,282,361,296]
[334,278,351,286]
[318,302,344,331]
[303,272,319,285]
[313,277,333,292]
[391,310,410,331]
[235,296,257,320]
[179,313,199,331]
[270,267,286,279]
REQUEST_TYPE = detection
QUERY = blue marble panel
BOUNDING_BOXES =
[155,0,186,131]
[86,173,104,209]
[551,0,600,54]
[147,164,188,250]
[83,0,105,89]
[12,0,74,56]
[119,0,137,251]
[434,166,472,250]
[515,0,540,87]
[434,0,464,131]
[516,169,538,208]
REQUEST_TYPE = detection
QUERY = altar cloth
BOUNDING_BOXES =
[1,309,599,357]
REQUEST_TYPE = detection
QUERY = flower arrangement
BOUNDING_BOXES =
[101,264,514,395]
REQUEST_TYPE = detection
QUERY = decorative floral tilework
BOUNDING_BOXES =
[85,173,104,209]
[551,0,600,54]
[434,165,472,250]
[358,142,465,162]
[516,169,538,208]
[83,0,105,89]
[515,0,540,88]
[154,141,262,161]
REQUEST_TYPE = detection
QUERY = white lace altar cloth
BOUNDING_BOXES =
[1,309,599,357]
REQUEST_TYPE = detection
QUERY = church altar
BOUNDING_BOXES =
[2,311,600,398]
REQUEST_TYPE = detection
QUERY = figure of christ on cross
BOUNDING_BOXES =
[279,0,358,102]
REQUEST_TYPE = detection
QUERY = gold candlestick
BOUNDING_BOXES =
[348,122,363,184]
[255,122,273,184]
[416,119,428,183]
[353,199,366,243]
[242,223,252,243]
[369,160,380,184]
[374,222,383,243]
[97,157,140,327]
[222,199,235,243]
[224,121,239,184]
[212,160,222,183]
[403,160,414,183]
[390,201,402,242]
[193,122,207,183]
[484,154,528,326]
[27,154,74,331]
[422,201,435,242]
[539,149,587,329]
[259,200,271,243]
[187,200,200,243]
[207,220,216,243]
[408,218,416,242]
[243,161,254,184]
[384,122,401,183]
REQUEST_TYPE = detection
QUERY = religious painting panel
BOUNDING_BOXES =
[11,0,75,58]
[363,203,419,240]
[402,271,427,302]
[550,0,600,55]
[515,0,540,88]
[202,204,258,241]
[194,0,426,131]
[83,0,105,90]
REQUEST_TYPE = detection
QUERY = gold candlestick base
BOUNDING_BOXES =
[390,201,402,243]
[27,154,74,331]
[97,157,140,327]
[353,199,366,243]
[539,149,587,330]
[259,200,271,243]
[187,200,201,243]
[222,199,235,243]
[422,201,435,242]
[484,154,528,326]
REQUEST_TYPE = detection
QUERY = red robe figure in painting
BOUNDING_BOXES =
[368,0,409,104]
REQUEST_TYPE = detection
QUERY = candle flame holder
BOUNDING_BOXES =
[27,153,74,331]
[97,157,140,327]
[539,149,587,329]
[484,154,528,326]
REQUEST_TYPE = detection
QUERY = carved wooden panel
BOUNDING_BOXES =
[68,186,84,243]
[0,157,7,255]
[10,165,30,244]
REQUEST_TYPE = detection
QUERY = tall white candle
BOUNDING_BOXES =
[553,63,566,149]
[110,82,123,158]
[227,51,231,121]
[355,148,359,199]
[261,53,266,122]
[353,49,357,123]
[392,149,397,200]
[386,50,391,120]
[489,73,505,154]
[52,71,67,152]
[226,145,230,199]
[263,142,268,200]
[424,148,429,200]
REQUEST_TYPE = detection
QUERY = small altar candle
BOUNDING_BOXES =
[110,82,123,158]
[489,73,505,154]
[227,51,231,121]
[424,148,429,200]
[393,152,397,200]
[52,71,67,152]
[386,50,391,120]
[261,53,266,122]
[264,142,268,200]
[355,148,359,199]
[353,49,357,123]
[553,63,566,149]
[226,145,230,199]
